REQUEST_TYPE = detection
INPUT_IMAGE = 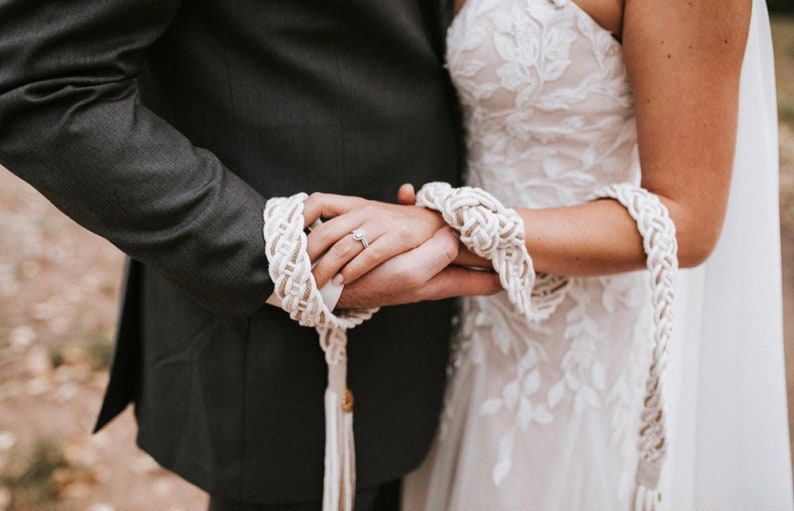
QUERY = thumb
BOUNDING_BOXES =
[397,183,416,205]
[390,226,460,284]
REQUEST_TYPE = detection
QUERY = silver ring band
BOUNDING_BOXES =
[352,228,369,249]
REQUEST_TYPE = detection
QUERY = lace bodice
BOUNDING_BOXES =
[447,0,639,208]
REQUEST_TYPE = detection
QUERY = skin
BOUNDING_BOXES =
[301,193,502,309]
[304,0,751,310]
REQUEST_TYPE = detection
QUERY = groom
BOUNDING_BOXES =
[0,0,488,509]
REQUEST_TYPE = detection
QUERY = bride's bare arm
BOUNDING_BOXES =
[411,0,750,280]
[513,0,751,277]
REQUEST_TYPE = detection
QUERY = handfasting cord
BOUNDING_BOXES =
[263,193,377,511]
[418,181,677,510]
[263,185,673,509]
[416,182,570,321]
[592,183,678,511]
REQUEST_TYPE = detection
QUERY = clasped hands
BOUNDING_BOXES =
[301,184,501,310]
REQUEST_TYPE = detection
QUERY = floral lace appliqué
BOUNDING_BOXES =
[438,0,650,501]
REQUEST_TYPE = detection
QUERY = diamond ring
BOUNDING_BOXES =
[351,228,369,249]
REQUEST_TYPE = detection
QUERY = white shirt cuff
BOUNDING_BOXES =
[266,279,343,311]
[266,253,344,311]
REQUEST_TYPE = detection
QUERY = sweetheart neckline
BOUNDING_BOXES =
[450,0,622,50]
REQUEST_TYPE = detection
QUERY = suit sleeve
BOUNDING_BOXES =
[0,0,273,320]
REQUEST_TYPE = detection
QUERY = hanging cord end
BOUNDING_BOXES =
[633,484,662,511]
[264,196,373,511]
[323,385,355,511]
[591,183,676,511]
[633,455,663,510]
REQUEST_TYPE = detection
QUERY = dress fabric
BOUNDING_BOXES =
[403,0,794,509]
[405,0,650,509]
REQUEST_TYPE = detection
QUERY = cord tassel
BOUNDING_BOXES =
[323,388,341,511]
[633,484,663,511]
[633,454,663,510]
[323,355,355,511]
[323,388,355,511]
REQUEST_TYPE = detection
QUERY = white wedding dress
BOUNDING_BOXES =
[403,0,793,509]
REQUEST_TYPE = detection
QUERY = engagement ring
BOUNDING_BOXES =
[352,228,369,249]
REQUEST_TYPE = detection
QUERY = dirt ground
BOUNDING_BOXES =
[0,171,208,510]
[0,17,793,511]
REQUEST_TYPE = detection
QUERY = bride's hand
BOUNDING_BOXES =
[397,183,492,270]
[335,227,503,309]
[302,192,448,288]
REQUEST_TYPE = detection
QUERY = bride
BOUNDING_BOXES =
[305,0,792,508]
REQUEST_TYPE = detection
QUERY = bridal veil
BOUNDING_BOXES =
[661,0,794,507]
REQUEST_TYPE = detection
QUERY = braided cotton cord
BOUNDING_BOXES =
[416,182,570,321]
[592,183,678,511]
[263,193,378,511]
[263,193,376,359]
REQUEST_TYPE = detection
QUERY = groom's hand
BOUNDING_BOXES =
[335,227,501,309]
[396,182,492,270]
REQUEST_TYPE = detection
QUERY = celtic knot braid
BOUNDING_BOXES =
[262,192,378,511]
[416,182,569,321]
[593,183,678,511]
[263,193,377,365]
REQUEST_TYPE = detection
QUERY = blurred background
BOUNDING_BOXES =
[0,6,792,511]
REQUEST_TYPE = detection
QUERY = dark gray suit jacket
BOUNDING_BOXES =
[0,0,462,504]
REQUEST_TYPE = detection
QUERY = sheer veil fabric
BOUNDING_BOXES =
[662,0,793,507]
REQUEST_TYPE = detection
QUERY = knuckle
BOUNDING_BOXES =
[362,244,383,263]
[361,204,379,218]
[308,223,331,244]
[311,263,330,281]
[330,240,356,260]
[393,221,414,240]
[342,256,366,277]
[399,269,424,288]
[443,243,458,264]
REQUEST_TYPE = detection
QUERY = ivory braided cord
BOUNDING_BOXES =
[416,182,570,322]
[592,183,678,511]
[263,193,377,364]
[418,181,677,508]
[262,193,377,511]
[263,186,679,509]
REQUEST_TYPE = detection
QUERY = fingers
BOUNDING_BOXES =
[400,229,500,299]
[453,244,492,269]
[310,226,377,288]
[335,230,501,309]
[312,221,452,289]
[339,207,447,283]
[388,226,460,281]
[301,192,363,229]
[302,193,376,286]
[296,190,502,309]
[397,183,416,205]
[307,201,447,287]
[421,266,502,299]
[307,213,389,287]
[334,227,461,309]
[335,219,431,283]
